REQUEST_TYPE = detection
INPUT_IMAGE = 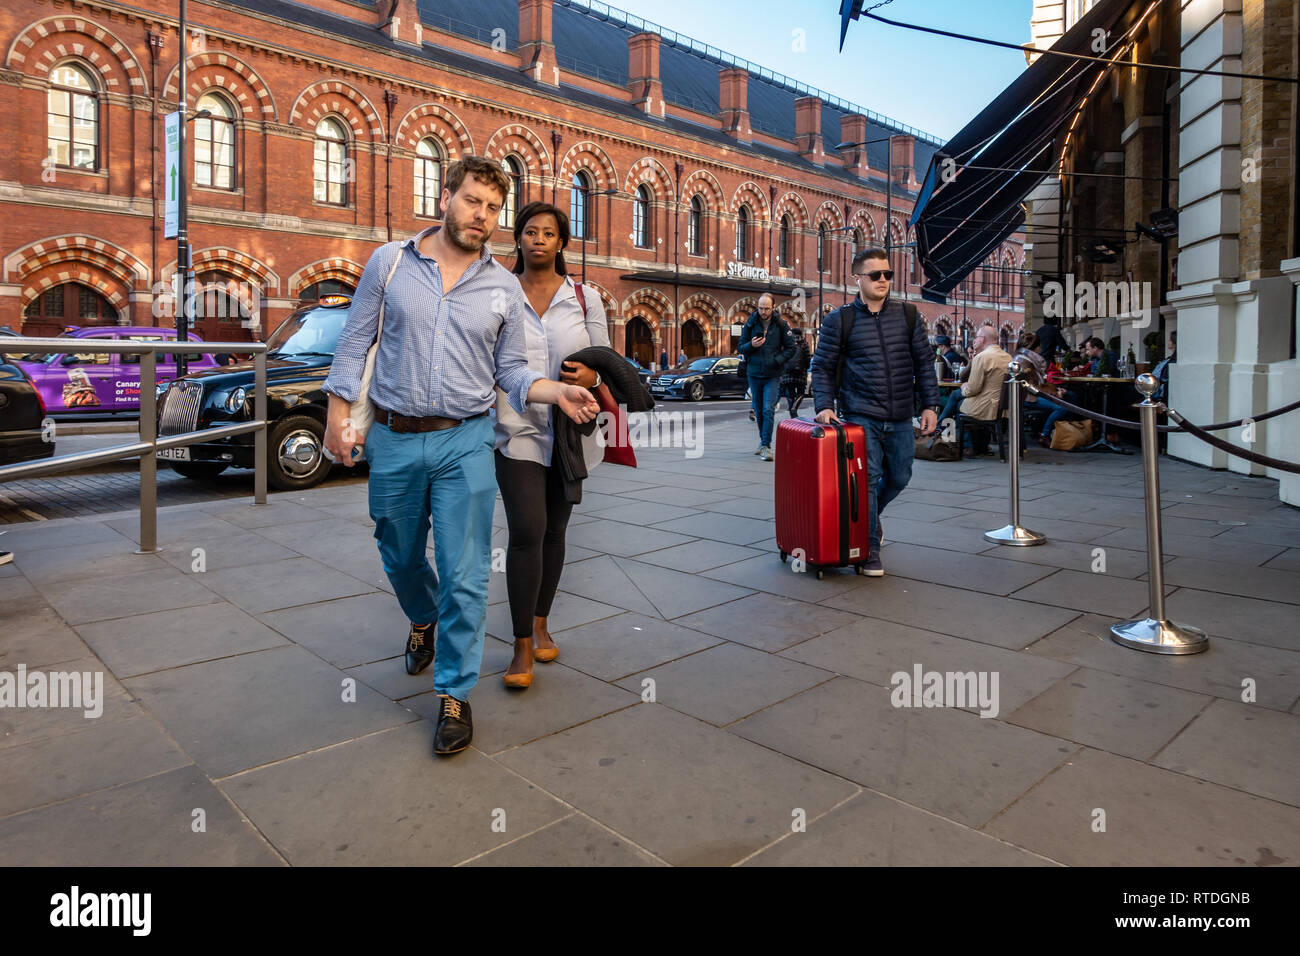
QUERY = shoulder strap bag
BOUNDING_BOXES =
[347,249,404,446]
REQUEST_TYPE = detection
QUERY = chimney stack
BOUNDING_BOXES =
[839,114,869,178]
[718,68,750,142]
[890,134,917,190]
[795,96,824,165]
[628,33,665,118]
[377,0,422,49]
[518,0,559,86]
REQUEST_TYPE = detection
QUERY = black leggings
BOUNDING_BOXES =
[493,451,576,640]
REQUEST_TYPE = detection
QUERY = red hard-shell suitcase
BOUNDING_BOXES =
[774,418,871,578]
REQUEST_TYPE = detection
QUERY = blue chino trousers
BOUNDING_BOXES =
[366,416,496,700]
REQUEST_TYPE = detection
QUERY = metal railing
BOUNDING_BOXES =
[0,338,268,554]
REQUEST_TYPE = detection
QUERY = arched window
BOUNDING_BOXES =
[24,282,116,327]
[633,184,651,248]
[817,223,827,273]
[415,138,442,217]
[779,215,792,267]
[687,195,703,256]
[47,63,98,170]
[498,155,522,228]
[736,204,751,262]
[194,93,236,190]
[313,118,348,205]
[571,170,591,240]
[853,227,864,255]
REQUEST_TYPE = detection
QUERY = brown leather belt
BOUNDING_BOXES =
[374,407,487,434]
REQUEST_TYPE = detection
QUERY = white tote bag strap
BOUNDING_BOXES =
[374,245,404,347]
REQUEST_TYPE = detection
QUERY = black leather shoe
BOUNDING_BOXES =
[433,695,472,755]
[405,622,435,676]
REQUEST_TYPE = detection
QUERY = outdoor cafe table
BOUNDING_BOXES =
[1066,375,1138,454]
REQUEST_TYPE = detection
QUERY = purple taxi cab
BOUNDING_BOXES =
[13,327,217,413]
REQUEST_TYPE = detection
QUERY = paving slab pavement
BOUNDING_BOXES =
[1,410,1298,865]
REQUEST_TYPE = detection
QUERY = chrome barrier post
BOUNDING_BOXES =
[1111,374,1208,654]
[254,350,267,505]
[137,349,159,554]
[984,360,1046,546]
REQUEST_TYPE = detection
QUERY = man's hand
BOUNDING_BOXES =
[324,395,360,467]
[555,383,600,423]
[751,335,766,347]
[814,408,840,425]
[919,409,938,436]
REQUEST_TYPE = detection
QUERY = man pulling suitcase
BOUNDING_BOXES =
[807,248,940,576]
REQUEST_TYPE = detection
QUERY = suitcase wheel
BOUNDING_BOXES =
[855,564,865,575]
[815,568,825,580]
[779,551,787,563]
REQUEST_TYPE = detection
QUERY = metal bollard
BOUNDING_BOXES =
[1110,374,1208,654]
[136,350,159,555]
[984,360,1046,546]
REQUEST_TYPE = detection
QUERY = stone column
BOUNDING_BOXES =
[1166,0,1244,469]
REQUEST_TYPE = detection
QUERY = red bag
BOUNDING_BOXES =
[594,383,637,467]
[774,418,871,577]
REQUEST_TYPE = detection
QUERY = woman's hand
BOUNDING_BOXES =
[560,360,598,389]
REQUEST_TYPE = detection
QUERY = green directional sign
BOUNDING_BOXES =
[164,111,181,239]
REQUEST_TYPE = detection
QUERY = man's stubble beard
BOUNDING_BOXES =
[445,209,493,253]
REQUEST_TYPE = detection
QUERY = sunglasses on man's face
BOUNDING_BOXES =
[856,270,894,282]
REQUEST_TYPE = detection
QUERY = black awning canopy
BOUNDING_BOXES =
[909,0,1136,303]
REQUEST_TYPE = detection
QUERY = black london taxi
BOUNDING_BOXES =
[0,354,55,467]
[155,294,357,490]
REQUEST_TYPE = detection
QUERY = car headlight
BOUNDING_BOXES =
[155,381,171,398]
[224,386,247,413]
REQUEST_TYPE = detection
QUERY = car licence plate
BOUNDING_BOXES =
[156,446,191,461]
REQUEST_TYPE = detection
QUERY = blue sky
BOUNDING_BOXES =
[592,0,1035,141]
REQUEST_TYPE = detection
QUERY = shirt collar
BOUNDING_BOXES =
[403,225,495,266]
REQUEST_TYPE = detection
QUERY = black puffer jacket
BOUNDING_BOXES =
[810,297,940,422]
[737,311,795,379]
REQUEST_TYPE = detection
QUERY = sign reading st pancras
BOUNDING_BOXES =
[725,262,798,283]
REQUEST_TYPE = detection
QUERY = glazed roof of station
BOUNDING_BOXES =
[218,0,940,192]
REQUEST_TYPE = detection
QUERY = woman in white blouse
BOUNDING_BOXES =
[495,202,609,689]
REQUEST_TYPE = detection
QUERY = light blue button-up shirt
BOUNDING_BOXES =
[323,226,542,418]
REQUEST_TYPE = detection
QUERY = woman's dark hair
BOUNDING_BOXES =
[1017,331,1039,352]
[511,201,570,275]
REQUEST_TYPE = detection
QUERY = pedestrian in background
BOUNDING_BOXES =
[780,327,811,415]
[739,292,795,460]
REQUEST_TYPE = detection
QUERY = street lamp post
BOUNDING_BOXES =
[835,133,897,277]
[675,162,684,360]
[176,0,191,375]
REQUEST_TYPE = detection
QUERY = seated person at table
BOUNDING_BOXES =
[935,335,965,379]
[1068,336,1118,377]
[952,324,1011,454]
[1013,331,1047,385]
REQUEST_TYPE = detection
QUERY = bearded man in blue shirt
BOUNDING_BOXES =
[323,157,599,756]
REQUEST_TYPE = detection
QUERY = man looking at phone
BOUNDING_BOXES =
[322,156,599,757]
[739,292,795,461]
[809,248,940,576]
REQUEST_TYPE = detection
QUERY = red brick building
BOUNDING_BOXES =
[0,0,1025,362]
